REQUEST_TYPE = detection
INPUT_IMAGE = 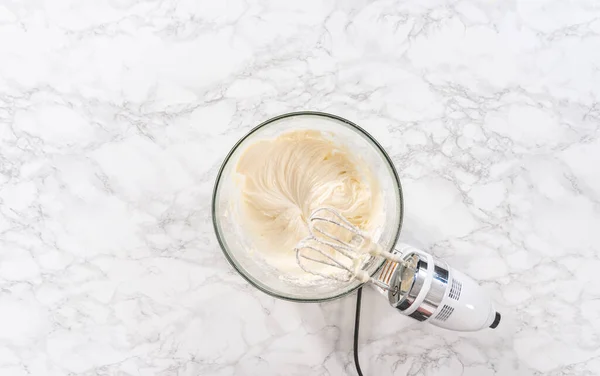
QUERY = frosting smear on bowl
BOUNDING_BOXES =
[235,130,381,277]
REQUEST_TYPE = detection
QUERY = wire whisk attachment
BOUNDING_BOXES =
[295,207,413,291]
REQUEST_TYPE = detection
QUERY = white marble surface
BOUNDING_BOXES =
[1,0,600,375]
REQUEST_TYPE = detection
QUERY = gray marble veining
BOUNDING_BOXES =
[1,0,599,375]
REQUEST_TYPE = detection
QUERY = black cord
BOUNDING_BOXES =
[353,287,364,376]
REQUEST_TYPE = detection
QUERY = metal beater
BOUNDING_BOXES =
[295,207,413,291]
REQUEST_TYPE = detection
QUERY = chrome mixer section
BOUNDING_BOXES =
[372,248,408,296]
[372,259,399,294]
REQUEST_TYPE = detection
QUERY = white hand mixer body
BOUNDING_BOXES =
[295,208,501,332]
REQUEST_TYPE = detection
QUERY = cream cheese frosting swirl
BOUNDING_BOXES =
[236,130,381,274]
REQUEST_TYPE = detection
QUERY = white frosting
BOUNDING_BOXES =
[235,130,381,277]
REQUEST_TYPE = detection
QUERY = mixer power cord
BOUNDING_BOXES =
[353,287,364,376]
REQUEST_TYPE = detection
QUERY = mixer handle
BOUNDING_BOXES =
[377,245,500,332]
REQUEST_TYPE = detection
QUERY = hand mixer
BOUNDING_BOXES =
[296,207,501,332]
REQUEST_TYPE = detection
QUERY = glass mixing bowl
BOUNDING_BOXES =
[212,112,403,302]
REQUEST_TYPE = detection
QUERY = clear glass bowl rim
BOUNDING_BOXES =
[211,111,404,302]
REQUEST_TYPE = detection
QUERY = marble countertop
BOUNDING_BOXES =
[1,1,600,375]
